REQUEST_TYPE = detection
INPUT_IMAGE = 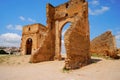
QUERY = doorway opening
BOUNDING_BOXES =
[61,22,71,59]
[26,38,32,55]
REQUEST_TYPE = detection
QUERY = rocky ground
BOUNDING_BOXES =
[0,55,120,80]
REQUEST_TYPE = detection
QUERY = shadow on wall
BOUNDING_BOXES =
[26,38,32,55]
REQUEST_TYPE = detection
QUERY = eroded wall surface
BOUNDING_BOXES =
[52,0,90,69]
[30,30,55,62]
[30,4,56,63]
[64,17,90,69]
[21,24,47,55]
[90,31,118,58]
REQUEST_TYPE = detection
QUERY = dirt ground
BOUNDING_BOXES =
[0,55,120,80]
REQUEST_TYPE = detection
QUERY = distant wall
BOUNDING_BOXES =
[21,24,47,55]
[90,31,118,58]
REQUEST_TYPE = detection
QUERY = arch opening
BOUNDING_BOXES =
[26,38,32,55]
[61,22,71,59]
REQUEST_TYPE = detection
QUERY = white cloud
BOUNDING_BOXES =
[61,40,66,54]
[89,0,110,16]
[115,31,120,48]
[6,24,22,31]
[61,40,64,44]
[28,18,36,23]
[116,35,120,40]
[6,24,14,29]
[116,41,120,48]
[0,33,21,47]
[19,16,25,21]
[61,23,71,54]
[62,29,67,37]
[89,0,99,6]
[89,6,110,15]
[15,25,22,31]
[19,16,36,23]
[116,39,120,48]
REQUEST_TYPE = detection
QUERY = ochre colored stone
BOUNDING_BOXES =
[117,48,120,54]
[21,0,90,69]
[90,31,118,58]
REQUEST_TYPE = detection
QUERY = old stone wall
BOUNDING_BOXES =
[64,16,90,69]
[30,30,55,62]
[57,0,90,69]
[21,0,90,69]
[90,31,118,58]
[29,4,56,62]
[54,0,89,60]
[54,0,86,20]
[21,24,47,55]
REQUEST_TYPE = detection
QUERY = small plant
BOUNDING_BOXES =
[29,61,33,63]
[91,53,101,57]
[91,53,113,60]
[62,67,70,73]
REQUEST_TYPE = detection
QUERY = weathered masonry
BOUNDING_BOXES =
[90,31,118,59]
[21,0,90,69]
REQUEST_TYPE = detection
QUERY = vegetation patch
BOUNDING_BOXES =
[62,67,70,73]
[91,53,113,60]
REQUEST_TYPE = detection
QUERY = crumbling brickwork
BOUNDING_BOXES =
[90,31,118,58]
[21,24,47,55]
[30,29,55,62]
[64,17,90,69]
[21,0,90,69]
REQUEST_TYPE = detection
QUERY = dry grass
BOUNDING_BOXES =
[0,55,30,65]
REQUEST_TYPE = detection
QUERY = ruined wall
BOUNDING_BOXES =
[30,30,55,62]
[54,0,90,69]
[46,4,56,56]
[21,0,90,69]
[64,15,90,69]
[30,4,56,62]
[54,0,85,20]
[21,24,46,55]
[54,0,90,60]
[90,31,118,58]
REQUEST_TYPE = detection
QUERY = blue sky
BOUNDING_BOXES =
[0,0,120,48]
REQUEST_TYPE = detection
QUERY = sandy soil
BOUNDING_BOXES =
[0,55,120,80]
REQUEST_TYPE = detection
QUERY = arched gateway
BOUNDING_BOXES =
[26,38,32,55]
[21,0,90,69]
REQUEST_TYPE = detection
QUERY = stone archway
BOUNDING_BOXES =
[26,38,32,55]
[54,19,74,60]
[60,22,72,59]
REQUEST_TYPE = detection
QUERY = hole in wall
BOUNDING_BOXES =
[66,3,69,8]
[26,38,32,55]
[65,13,68,17]
[29,27,31,31]
[61,22,71,59]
